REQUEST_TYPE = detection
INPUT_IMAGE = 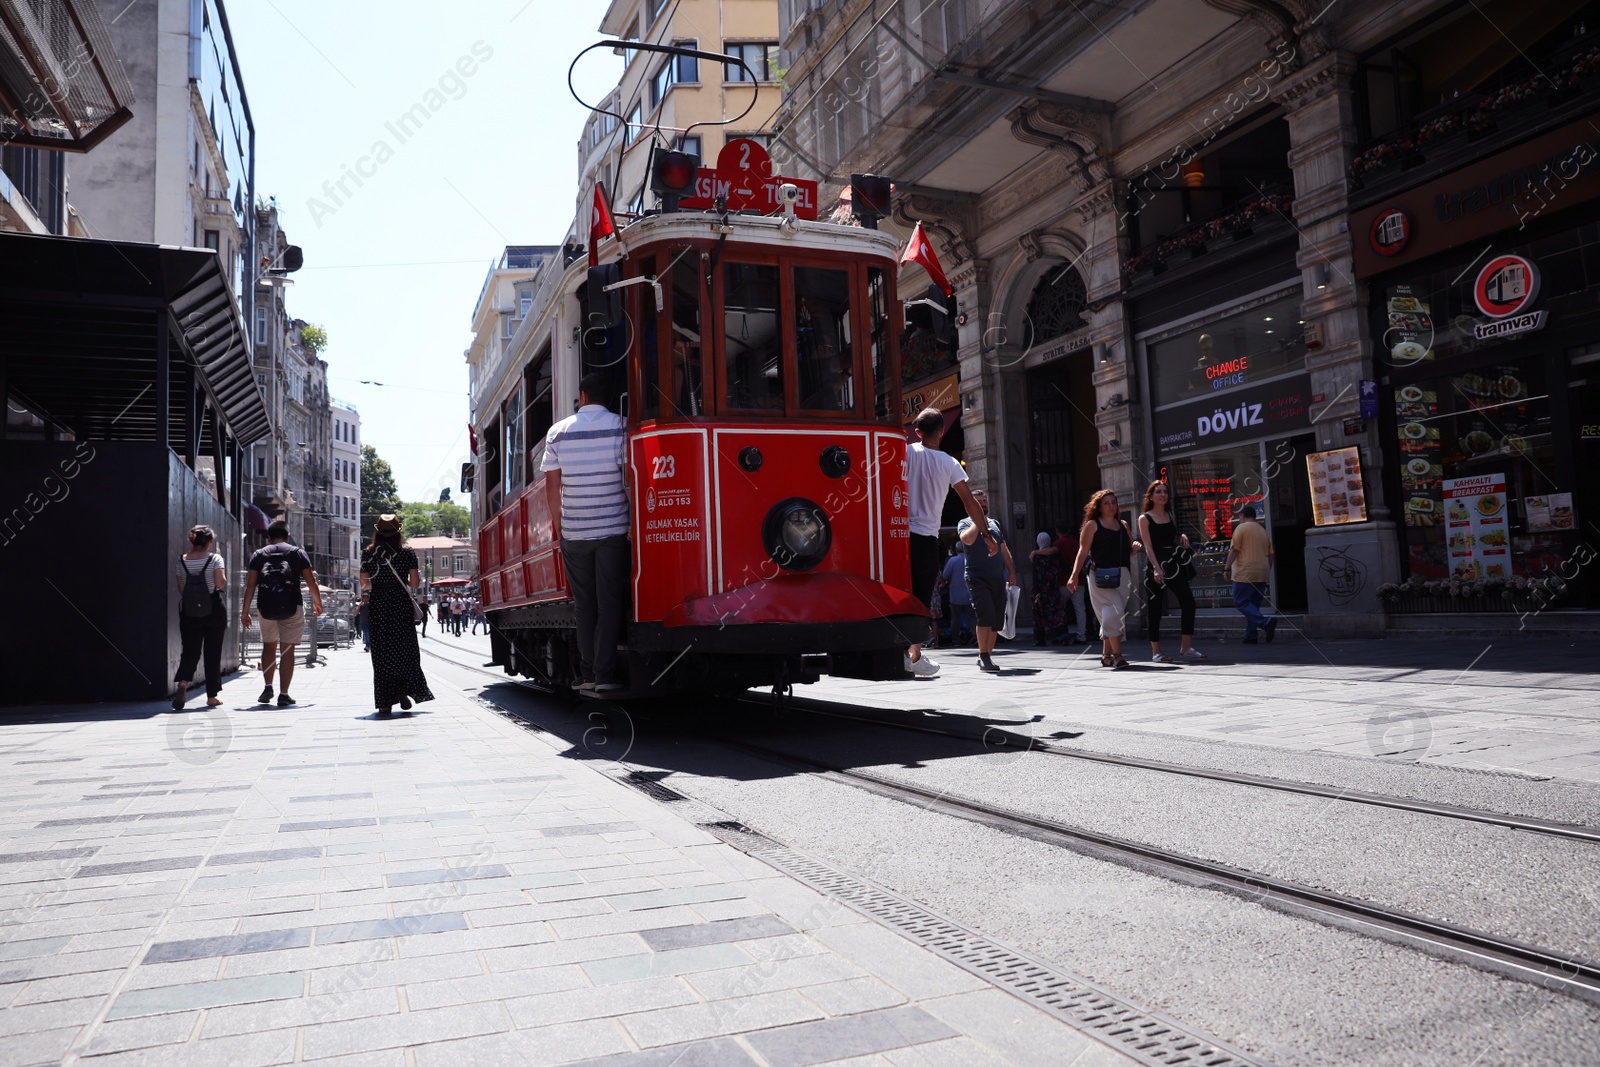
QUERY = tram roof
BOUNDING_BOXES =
[603,211,903,261]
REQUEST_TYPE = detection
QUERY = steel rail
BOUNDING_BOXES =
[419,649,1600,1001]
[743,692,1600,844]
[707,729,1600,1004]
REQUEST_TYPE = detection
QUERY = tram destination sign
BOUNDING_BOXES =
[1153,373,1313,456]
[678,138,819,219]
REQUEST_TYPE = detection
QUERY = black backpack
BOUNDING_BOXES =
[255,544,304,620]
[180,556,215,619]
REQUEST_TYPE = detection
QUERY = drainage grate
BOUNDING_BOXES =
[703,822,1272,1067]
[625,772,687,803]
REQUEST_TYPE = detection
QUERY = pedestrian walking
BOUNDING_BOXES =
[172,525,227,710]
[1030,522,1091,643]
[1225,503,1278,644]
[956,489,1019,673]
[357,593,372,650]
[360,514,435,715]
[416,593,427,637]
[436,598,449,633]
[1029,531,1068,646]
[542,372,630,693]
[906,406,993,677]
[1138,480,1204,663]
[241,519,322,706]
[1066,490,1141,670]
[452,596,466,636]
[937,544,974,647]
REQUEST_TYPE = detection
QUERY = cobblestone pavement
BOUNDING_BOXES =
[810,634,1600,784]
[0,644,1139,1067]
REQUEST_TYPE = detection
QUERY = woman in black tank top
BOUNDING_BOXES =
[1138,480,1203,663]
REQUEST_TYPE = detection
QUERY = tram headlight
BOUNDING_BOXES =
[762,497,832,572]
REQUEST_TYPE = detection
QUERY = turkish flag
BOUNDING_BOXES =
[589,183,615,267]
[468,423,478,455]
[900,221,952,297]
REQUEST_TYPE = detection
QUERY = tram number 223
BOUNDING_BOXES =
[651,455,677,480]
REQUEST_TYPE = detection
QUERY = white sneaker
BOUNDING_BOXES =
[904,654,940,677]
[1179,648,1208,661]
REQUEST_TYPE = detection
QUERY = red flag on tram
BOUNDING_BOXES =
[589,183,615,267]
[468,423,478,455]
[900,221,952,297]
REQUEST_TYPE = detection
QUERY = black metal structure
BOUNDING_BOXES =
[0,231,269,704]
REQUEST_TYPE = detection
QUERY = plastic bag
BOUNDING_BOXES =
[1000,585,1021,640]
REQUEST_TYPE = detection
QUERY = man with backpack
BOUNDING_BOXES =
[241,520,323,706]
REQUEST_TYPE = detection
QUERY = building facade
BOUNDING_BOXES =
[70,0,254,314]
[330,400,363,587]
[409,536,479,591]
[582,0,783,221]
[776,0,1600,632]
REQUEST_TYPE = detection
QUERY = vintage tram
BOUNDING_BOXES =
[474,146,928,695]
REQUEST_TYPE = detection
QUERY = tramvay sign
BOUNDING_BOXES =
[1153,374,1313,456]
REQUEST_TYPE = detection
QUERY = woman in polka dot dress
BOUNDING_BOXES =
[359,515,435,715]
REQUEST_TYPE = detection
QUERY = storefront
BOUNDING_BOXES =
[1140,285,1318,611]
[1352,110,1600,610]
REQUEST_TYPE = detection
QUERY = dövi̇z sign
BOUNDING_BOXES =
[1153,374,1313,455]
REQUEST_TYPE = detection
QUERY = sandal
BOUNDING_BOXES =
[1100,651,1112,667]
[1114,656,1131,670]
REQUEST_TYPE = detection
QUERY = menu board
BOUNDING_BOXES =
[1525,493,1576,532]
[1385,285,1434,364]
[1394,384,1443,526]
[1307,447,1368,525]
[1443,473,1509,579]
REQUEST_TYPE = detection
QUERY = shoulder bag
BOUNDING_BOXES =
[382,554,424,623]
[1088,527,1126,591]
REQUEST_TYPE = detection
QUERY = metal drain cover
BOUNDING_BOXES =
[703,821,1272,1067]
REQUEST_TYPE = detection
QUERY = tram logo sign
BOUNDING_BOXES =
[1471,254,1546,339]
[1369,208,1412,256]
[678,138,819,219]
[1473,254,1539,317]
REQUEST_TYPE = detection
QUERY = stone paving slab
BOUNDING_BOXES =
[810,636,1600,783]
[0,647,1137,1066]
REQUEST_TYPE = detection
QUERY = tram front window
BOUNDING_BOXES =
[723,262,784,411]
[670,258,702,418]
[795,266,853,413]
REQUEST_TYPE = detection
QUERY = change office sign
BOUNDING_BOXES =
[1154,373,1313,456]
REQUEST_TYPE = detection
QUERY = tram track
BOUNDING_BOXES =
[738,691,1600,844]
[420,643,1600,1003]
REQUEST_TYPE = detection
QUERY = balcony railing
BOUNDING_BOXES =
[1349,40,1600,189]
[1123,190,1296,279]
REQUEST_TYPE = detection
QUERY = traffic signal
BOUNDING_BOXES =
[851,174,892,229]
[650,145,699,213]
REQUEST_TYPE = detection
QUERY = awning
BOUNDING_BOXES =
[0,230,270,447]
[0,0,136,151]
[430,577,470,587]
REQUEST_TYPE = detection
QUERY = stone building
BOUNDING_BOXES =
[330,400,363,588]
[775,0,1600,632]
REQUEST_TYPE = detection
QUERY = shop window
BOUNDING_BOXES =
[795,266,853,412]
[1148,292,1306,409]
[723,262,784,411]
[1022,263,1087,346]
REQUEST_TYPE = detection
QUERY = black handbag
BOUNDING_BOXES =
[1093,565,1122,588]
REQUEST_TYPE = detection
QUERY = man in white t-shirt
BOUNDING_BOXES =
[905,407,993,676]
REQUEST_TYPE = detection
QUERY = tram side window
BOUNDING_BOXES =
[723,262,784,411]
[867,266,895,423]
[670,258,702,417]
[640,256,660,421]
[524,351,554,472]
[483,415,502,516]
[504,385,524,493]
[795,266,853,412]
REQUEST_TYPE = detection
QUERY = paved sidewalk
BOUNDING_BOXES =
[0,647,1137,1067]
[812,636,1600,784]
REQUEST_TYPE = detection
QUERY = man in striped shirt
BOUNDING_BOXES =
[542,373,630,692]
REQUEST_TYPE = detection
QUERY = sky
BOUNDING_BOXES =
[226,1,624,504]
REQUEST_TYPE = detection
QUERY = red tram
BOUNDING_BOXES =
[474,154,926,695]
